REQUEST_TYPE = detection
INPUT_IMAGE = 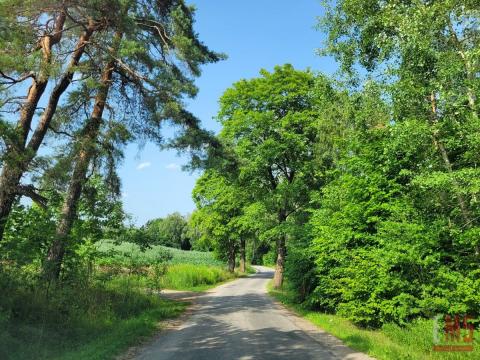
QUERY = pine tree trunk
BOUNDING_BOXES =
[273,210,287,288]
[26,21,97,154]
[239,238,246,273]
[0,16,100,242]
[44,55,117,280]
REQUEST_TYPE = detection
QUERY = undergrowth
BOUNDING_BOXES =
[268,281,480,360]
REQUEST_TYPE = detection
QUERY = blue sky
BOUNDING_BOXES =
[119,0,339,225]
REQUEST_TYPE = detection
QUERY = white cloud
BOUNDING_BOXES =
[136,162,151,170]
[165,163,181,171]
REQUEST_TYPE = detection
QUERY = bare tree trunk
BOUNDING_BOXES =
[44,55,117,280]
[273,210,287,288]
[0,16,100,241]
[239,238,246,273]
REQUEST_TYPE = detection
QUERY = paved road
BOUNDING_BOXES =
[134,266,373,360]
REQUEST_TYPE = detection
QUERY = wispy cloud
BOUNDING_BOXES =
[165,163,181,171]
[136,162,151,170]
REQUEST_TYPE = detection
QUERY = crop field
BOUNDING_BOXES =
[95,240,225,267]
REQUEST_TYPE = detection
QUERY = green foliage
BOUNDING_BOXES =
[270,282,480,360]
[192,169,248,264]
[143,212,192,249]
[1,204,56,265]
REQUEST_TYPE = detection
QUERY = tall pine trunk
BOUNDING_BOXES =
[0,16,99,241]
[44,55,117,280]
[239,238,246,273]
[273,210,287,288]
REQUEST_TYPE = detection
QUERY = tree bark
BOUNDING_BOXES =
[228,243,236,273]
[44,54,117,280]
[273,210,287,289]
[239,238,246,273]
[0,16,103,243]
[26,20,98,154]
[0,12,66,240]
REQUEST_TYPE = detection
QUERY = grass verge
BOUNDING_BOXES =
[0,271,187,360]
[268,281,480,360]
[160,263,237,291]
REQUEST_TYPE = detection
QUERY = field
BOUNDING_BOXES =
[96,240,225,267]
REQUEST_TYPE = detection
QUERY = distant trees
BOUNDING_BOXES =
[144,213,192,250]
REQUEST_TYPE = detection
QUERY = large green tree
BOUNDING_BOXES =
[321,0,480,240]
[303,0,480,327]
[192,169,249,272]
[217,65,326,287]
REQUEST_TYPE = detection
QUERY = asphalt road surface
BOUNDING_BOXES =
[133,266,373,360]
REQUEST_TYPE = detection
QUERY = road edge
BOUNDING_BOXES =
[266,281,375,360]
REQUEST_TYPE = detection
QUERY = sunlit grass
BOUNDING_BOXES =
[160,263,236,291]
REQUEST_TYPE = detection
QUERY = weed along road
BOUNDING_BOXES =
[133,266,372,360]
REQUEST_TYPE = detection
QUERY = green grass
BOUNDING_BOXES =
[0,271,187,360]
[268,282,480,360]
[160,263,236,291]
[95,240,248,291]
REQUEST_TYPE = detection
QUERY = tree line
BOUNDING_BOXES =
[1,0,478,330]
[192,0,480,327]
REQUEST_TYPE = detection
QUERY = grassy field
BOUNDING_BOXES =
[269,282,480,360]
[95,240,242,291]
[160,263,236,291]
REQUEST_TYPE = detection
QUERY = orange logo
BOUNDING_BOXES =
[433,314,475,352]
